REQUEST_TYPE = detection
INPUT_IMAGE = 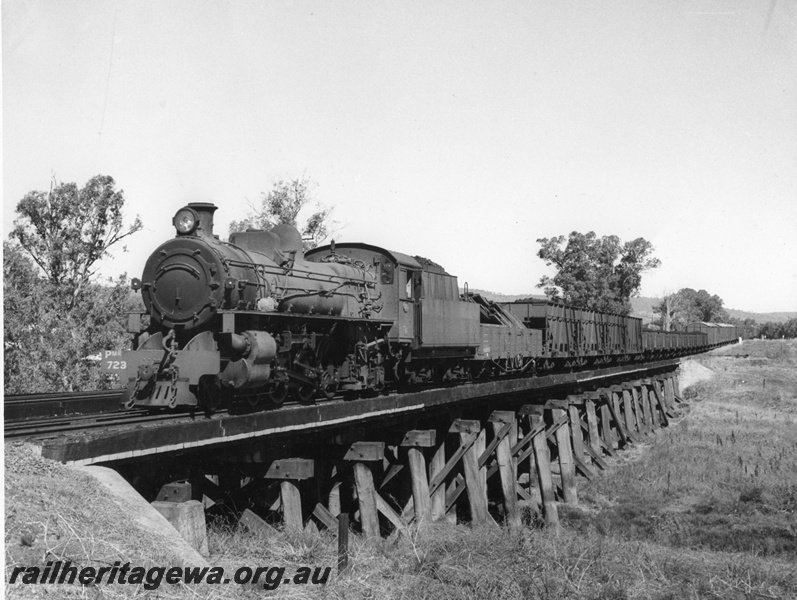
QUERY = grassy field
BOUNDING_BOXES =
[571,341,797,556]
[5,340,797,599]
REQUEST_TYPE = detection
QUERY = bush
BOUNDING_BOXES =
[4,244,142,393]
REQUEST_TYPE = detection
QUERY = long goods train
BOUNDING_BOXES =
[107,203,739,412]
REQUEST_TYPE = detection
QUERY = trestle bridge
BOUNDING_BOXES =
[9,358,684,540]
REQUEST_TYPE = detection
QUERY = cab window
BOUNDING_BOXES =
[381,260,394,284]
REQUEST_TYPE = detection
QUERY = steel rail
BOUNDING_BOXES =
[4,390,124,422]
[4,390,124,404]
[4,408,229,439]
[40,358,687,465]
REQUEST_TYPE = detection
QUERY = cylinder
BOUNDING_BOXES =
[218,330,277,389]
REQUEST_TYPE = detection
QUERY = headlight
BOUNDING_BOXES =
[173,207,198,235]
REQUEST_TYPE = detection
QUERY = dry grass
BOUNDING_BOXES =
[197,516,797,600]
[5,444,228,599]
[560,339,797,596]
[6,340,797,598]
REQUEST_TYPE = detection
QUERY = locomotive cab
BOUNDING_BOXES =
[306,243,413,344]
[306,243,480,355]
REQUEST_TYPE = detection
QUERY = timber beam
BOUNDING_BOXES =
[94,368,685,542]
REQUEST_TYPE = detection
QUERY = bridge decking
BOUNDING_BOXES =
[37,358,680,465]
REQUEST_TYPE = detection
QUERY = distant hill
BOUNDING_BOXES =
[630,297,796,325]
[461,289,546,303]
[724,308,797,324]
[462,292,796,325]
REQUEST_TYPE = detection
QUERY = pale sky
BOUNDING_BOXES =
[3,1,796,312]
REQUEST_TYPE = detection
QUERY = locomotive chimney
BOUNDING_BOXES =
[187,202,218,238]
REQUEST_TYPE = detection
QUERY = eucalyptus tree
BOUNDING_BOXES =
[536,232,661,315]
[229,176,336,251]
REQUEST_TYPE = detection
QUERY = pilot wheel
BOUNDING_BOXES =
[198,375,224,415]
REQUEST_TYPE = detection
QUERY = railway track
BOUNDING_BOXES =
[4,390,124,422]
[2,355,694,441]
[3,387,342,440]
[4,405,226,439]
[4,384,444,440]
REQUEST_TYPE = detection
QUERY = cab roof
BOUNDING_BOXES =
[306,242,448,274]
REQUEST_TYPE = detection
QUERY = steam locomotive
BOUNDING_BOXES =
[108,203,737,412]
